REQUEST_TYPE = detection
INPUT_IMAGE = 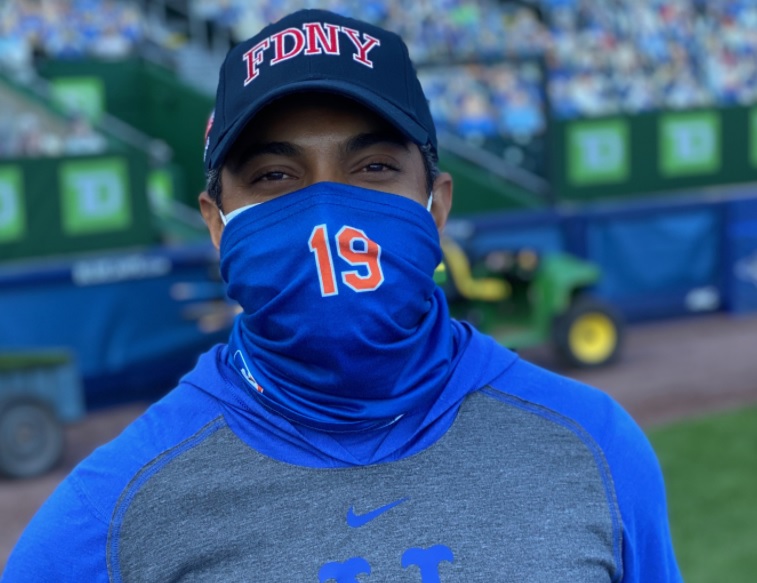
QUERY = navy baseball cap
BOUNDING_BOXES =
[203,9,437,171]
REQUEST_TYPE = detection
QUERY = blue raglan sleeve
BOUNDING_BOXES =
[1,475,110,582]
[489,357,683,582]
[600,400,683,583]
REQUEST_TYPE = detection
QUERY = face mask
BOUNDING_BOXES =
[220,182,453,431]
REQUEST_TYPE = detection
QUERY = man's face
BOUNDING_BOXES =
[199,93,452,248]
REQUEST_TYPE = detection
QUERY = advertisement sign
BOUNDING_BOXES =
[566,119,629,187]
[59,158,131,236]
[147,168,173,213]
[659,111,720,177]
[0,166,25,243]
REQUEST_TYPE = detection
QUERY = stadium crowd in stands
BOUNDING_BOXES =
[2,0,757,165]
[190,0,757,123]
[0,0,142,68]
[191,0,548,63]
[0,0,129,158]
[546,0,757,118]
[419,62,546,173]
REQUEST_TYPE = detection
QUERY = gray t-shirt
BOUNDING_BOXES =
[111,390,620,582]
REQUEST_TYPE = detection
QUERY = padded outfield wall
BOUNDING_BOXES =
[551,107,757,202]
[0,153,156,262]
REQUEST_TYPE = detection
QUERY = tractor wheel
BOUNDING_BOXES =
[0,398,64,479]
[553,296,624,368]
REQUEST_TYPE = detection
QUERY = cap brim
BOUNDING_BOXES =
[209,79,431,170]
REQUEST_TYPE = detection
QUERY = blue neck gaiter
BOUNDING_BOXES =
[220,182,454,432]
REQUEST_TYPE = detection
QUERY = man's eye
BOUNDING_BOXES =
[256,171,288,182]
[364,162,398,172]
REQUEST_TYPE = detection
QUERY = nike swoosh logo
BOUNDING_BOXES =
[346,498,408,528]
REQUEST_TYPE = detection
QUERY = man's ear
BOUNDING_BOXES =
[198,191,224,250]
[430,171,453,234]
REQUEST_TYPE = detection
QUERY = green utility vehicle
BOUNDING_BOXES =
[0,351,86,478]
[441,237,624,368]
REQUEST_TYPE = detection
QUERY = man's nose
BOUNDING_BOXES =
[308,162,348,187]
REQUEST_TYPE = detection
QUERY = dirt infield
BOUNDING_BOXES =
[1,312,756,570]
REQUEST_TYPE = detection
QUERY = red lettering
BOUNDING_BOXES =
[304,22,341,55]
[243,24,382,86]
[242,39,270,85]
[340,27,381,68]
[270,27,306,65]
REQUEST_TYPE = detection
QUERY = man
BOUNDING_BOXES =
[3,9,682,582]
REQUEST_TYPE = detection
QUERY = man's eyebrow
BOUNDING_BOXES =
[345,131,411,154]
[229,141,301,172]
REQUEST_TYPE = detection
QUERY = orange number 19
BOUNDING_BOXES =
[308,224,384,297]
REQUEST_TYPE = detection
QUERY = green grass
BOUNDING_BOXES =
[648,405,757,582]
